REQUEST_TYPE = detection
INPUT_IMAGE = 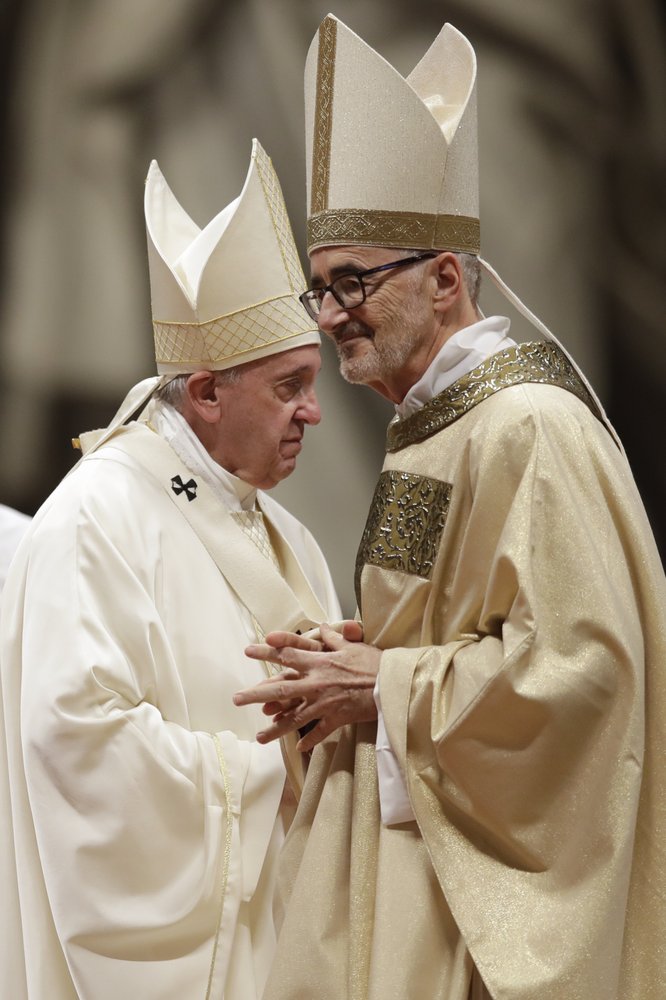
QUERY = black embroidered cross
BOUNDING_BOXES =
[171,475,198,502]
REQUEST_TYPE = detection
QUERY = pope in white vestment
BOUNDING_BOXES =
[0,140,340,1000]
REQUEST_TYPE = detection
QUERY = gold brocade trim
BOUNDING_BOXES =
[311,16,337,214]
[354,470,452,610]
[387,341,603,452]
[153,294,314,366]
[205,733,234,1000]
[253,144,305,295]
[307,209,481,253]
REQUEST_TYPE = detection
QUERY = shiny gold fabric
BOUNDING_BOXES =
[266,370,666,999]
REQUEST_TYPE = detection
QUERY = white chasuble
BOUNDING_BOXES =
[0,419,339,1000]
[265,342,666,1000]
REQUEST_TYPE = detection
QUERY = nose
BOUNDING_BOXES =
[316,291,349,337]
[299,387,321,426]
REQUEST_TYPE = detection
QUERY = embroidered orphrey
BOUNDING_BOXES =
[311,16,337,214]
[387,341,603,452]
[355,470,452,609]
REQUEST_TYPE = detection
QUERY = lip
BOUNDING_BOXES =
[335,329,372,350]
[337,332,366,344]
[281,438,303,454]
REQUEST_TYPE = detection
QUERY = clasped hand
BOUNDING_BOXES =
[233,622,380,752]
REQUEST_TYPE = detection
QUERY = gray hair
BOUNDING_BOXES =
[154,367,241,413]
[398,248,481,307]
[453,252,481,307]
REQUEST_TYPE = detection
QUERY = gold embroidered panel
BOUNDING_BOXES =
[387,341,602,452]
[355,470,452,610]
[311,16,337,215]
[307,209,480,254]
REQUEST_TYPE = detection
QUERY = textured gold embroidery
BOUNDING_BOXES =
[387,341,602,452]
[153,293,314,366]
[311,16,337,214]
[307,209,480,253]
[253,143,305,294]
[355,470,452,609]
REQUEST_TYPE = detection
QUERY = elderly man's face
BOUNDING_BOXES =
[213,345,321,489]
[309,246,435,397]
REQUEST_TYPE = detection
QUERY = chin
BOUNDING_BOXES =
[340,356,380,385]
[266,461,296,488]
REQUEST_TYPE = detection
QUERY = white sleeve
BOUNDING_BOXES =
[374,673,415,825]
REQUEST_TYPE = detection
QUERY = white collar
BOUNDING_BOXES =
[396,315,515,418]
[145,399,257,511]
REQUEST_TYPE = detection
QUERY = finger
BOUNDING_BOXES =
[263,630,324,652]
[319,623,352,651]
[255,721,289,743]
[264,644,327,675]
[341,620,364,642]
[296,717,332,753]
[256,709,309,743]
[262,699,297,716]
[246,642,323,674]
[245,643,284,664]
[233,677,306,707]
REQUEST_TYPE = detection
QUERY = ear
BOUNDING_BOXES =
[184,371,222,425]
[432,252,463,315]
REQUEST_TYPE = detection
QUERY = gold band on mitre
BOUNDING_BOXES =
[307,209,480,255]
[153,293,318,373]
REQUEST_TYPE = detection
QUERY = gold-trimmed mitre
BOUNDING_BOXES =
[305,15,479,255]
[145,139,320,374]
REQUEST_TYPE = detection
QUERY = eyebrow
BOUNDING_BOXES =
[310,262,364,286]
[274,364,316,382]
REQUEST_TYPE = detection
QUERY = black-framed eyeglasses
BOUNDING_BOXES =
[299,251,437,321]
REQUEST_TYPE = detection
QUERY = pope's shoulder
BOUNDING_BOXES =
[27,439,167,552]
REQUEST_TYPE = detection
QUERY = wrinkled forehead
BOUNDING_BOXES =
[238,343,322,380]
[308,244,403,282]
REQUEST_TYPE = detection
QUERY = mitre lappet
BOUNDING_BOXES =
[305,14,617,442]
[77,139,319,454]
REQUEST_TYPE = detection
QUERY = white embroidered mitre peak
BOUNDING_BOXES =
[305,15,479,254]
[145,138,319,374]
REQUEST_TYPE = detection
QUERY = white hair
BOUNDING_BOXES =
[154,368,241,413]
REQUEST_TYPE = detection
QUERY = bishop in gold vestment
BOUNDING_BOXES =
[234,16,666,1000]
[255,342,666,999]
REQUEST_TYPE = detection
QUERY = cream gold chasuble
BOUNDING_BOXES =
[0,420,340,1000]
[266,343,666,1000]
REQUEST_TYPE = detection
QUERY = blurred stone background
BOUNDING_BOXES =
[0,0,663,614]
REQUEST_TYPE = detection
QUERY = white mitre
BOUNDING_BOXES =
[303,14,620,448]
[146,138,319,373]
[305,14,479,255]
[76,140,318,456]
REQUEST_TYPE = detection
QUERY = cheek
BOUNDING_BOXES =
[267,409,293,456]
[373,286,409,327]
